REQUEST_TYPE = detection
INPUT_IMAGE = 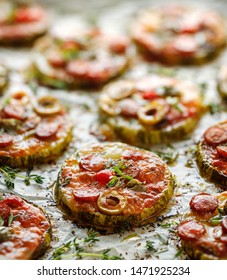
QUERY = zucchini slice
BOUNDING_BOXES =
[30,30,130,89]
[131,5,226,65]
[0,2,48,45]
[54,142,175,232]
[0,87,73,167]
[98,75,204,147]
[177,192,227,260]
[0,193,52,259]
[197,121,227,187]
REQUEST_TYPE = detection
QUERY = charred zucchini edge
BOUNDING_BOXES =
[99,112,202,147]
[197,142,227,187]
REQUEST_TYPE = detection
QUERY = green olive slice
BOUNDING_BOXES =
[138,99,169,125]
[34,96,62,116]
[99,95,120,116]
[97,190,127,215]
[10,91,31,105]
[106,80,135,100]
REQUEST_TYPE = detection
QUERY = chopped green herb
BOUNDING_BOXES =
[209,215,223,225]
[208,103,223,115]
[145,241,157,252]
[174,249,182,259]
[106,160,137,188]
[7,214,18,226]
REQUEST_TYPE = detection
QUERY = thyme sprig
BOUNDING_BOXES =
[0,166,44,190]
[107,160,134,188]
[50,230,123,260]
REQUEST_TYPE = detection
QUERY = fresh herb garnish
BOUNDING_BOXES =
[166,97,185,113]
[7,214,18,226]
[50,230,123,260]
[145,241,157,252]
[107,160,135,188]
[0,166,44,190]
[208,103,223,115]
[174,249,183,259]
[0,213,18,227]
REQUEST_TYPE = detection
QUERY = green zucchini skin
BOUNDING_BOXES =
[181,241,219,260]
[54,153,175,233]
[99,111,202,148]
[0,127,73,168]
[0,194,52,260]
[31,215,52,260]
[30,58,129,90]
[134,43,225,66]
[197,142,227,187]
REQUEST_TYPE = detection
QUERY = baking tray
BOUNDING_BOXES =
[0,0,227,260]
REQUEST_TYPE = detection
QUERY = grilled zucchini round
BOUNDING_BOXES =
[197,121,227,187]
[98,75,204,147]
[54,142,175,232]
[0,193,51,259]
[0,87,73,167]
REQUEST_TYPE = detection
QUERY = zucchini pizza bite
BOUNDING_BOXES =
[31,27,130,88]
[131,5,226,65]
[99,75,204,147]
[0,1,48,45]
[217,65,227,99]
[197,121,227,186]
[0,193,51,259]
[177,192,227,260]
[0,87,73,167]
[54,142,175,231]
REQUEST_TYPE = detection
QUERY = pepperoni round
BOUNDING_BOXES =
[35,121,59,140]
[119,99,139,118]
[171,35,198,56]
[15,6,46,23]
[0,133,13,147]
[73,188,100,202]
[204,124,227,145]
[177,220,206,241]
[3,195,24,208]
[3,104,26,121]
[66,59,112,83]
[190,193,218,213]
[122,150,144,161]
[80,154,105,172]
[0,201,11,225]
[217,146,227,159]
[221,216,227,234]
[108,36,128,54]
[48,52,66,68]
